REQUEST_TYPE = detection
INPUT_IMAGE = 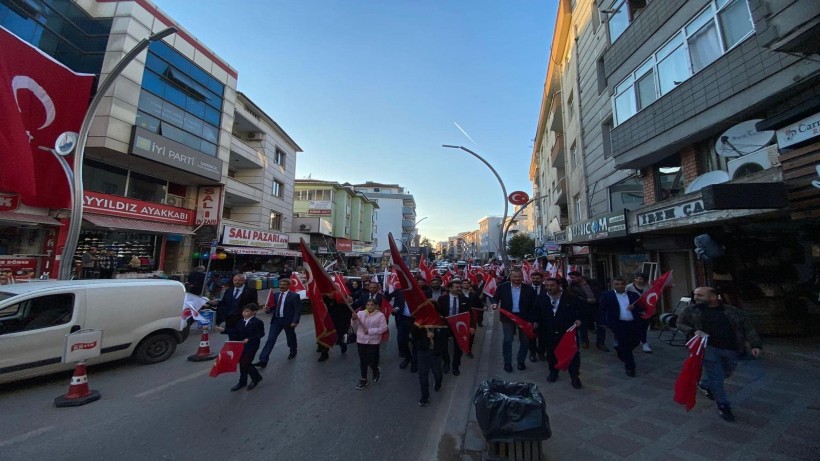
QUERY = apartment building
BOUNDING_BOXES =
[350,182,417,253]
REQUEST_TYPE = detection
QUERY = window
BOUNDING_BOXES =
[602,118,614,158]
[272,180,284,198]
[570,141,579,170]
[0,294,74,335]
[566,91,575,120]
[596,56,607,94]
[269,211,282,231]
[607,0,630,43]
[84,160,127,195]
[128,171,167,204]
[612,0,753,126]
[609,177,644,211]
[656,154,685,200]
[575,195,583,221]
[274,148,286,167]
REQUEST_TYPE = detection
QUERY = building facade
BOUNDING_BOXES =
[350,182,417,253]
[477,216,502,262]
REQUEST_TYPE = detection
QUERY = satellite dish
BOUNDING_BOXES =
[714,119,774,158]
[685,170,730,194]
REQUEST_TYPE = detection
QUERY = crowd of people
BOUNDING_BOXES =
[210,265,762,422]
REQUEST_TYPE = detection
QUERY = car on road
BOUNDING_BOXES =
[0,279,189,384]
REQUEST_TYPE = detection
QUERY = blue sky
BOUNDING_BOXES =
[153,0,556,243]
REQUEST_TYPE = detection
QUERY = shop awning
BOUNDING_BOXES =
[0,211,62,226]
[220,245,300,257]
[83,214,195,235]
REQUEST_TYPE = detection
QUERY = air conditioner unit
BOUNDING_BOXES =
[299,224,312,231]
[165,195,184,207]
[727,145,777,179]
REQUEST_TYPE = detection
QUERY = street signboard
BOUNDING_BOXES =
[508,191,529,205]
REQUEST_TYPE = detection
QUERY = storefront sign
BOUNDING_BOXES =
[336,238,353,252]
[352,242,374,253]
[0,257,38,282]
[776,112,820,149]
[130,126,223,181]
[564,212,628,243]
[84,191,194,225]
[637,199,706,227]
[195,186,223,225]
[222,225,288,248]
[0,193,20,211]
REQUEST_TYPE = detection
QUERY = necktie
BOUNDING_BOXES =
[535,286,540,296]
[279,292,286,317]
[234,288,240,299]
[451,296,457,316]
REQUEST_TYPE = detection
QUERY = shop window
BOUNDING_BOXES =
[0,294,74,335]
[656,154,685,200]
[84,160,127,195]
[128,171,167,204]
[272,180,284,198]
[269,211,282,231]
[609,176,644,211]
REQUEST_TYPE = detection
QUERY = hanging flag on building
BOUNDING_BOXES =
[0,26,95,208]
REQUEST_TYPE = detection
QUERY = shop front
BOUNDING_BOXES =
[0,193,62,281]
[209,225,296,274]
[554,211,632,285]
[75,191,195,277]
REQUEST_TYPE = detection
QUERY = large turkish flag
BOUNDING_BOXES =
[0,26,94,208]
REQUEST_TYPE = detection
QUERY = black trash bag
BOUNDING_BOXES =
[473,379,551,442]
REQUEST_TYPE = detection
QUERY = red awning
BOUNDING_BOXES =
[220,245,300,257]
[83,214,194,235]
[0,211,62,226]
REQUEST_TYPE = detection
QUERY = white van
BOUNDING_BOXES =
[0,279,189,384]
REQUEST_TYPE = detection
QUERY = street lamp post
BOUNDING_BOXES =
[442,145,509,267]
[501,193,549,262]
[58,27,177,280]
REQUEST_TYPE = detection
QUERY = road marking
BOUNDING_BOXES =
[0,426,56,448]
[135,368,211,398]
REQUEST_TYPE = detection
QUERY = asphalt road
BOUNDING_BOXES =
[0,312,483,461]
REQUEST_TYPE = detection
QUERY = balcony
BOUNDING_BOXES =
[552,178,567,206]
[402,207,416,219]
[229,138,265,169]
[402,220,415,231]
[224,177,263,206]
[550,133,565,168]
[548,96,563,133]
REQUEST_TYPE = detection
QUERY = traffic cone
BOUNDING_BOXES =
[54,362,101,407]
[187,331,217,361]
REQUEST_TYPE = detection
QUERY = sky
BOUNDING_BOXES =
[152,0,557,243]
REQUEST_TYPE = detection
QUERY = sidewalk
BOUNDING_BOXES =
[460,313,820,460]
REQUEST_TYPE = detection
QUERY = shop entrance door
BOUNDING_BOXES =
[658,251,695,313]
[163,240,180,275]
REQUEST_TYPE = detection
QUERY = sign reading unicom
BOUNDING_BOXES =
[564,211,627,244]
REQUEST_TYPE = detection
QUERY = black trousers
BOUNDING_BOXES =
[395,315,413,360]
[357,343,380,379]
[443,335,463,369]
[238,346,262,385]
[541,334,580,377]
[613,320,641,371]
[416,348,443,400]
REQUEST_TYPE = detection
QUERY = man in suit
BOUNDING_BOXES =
[529,271,548,362]
[568,271,605,351]
[214,274,258,341]
[219,303,265,391]
[438,280,474,376]
[600,276,642,377]
[493,268,536,372]
[353,281,384,311]
[255,277,301,367]
[539,278,583,388]
[460,278,482,355]
[386,285,415,370]
[423,276,446,302]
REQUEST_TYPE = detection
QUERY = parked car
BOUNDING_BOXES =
[0,279,189,384]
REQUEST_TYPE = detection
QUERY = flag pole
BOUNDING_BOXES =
[58,27,177,280]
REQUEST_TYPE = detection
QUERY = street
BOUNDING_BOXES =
[0,308,478,461]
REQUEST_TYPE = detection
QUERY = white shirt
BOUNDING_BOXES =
[511,284,521,313]
[616,291,633,321]
[547,294,561,314]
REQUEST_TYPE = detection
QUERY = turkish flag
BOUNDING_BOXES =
[482,273,497,298]
[209,341,245,377]
[334,273,351,297]
[388,233,445,328]
[441,271,452,288]
[307,280,338,349]
[299,239,337,296]
[498,308,536,340]
[673,335,707,411]
[554,325,579,370]
[418,255,430,282]
[446,312,472,355]
[289,273,307,292]
[636,270,673,319]
[0,26,94,208]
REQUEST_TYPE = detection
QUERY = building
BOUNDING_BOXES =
[532,0,820,334]
[293,179,377,269]
[477,216,503,262]
[350,182,417,253]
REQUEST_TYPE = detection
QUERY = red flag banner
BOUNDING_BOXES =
[636,270,673,319]
[673,335,707,411]
[471,307,483,326]
[498,308,536,340]
[289,273,307,292]
[445,311,472,355]
[307,280,338,349]
[299,239,337,296]
[554,325,579,370]
[441,271,452,288]
[209,341,244,377]
[482,273,497,298]
[334,273,351,297]
[419,254,430,282]
[387,233,445,328]
[0,26,95,208]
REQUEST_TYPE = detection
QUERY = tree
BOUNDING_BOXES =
[507,233,535,260]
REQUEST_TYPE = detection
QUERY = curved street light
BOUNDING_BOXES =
[58,27,177,280]
[442,145,509,267]
[501,193,549,263]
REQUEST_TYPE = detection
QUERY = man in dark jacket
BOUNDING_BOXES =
[493,268,536,372]
[600,276,642,377]
[213,274,258,341]
[437,280,474,376]
[678,286,762,422]
[219,303,265,391]
[568,271,603,350]
[538,277,583,388]
[255,277,301,366]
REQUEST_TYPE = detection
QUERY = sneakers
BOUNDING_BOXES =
[698,382,715,400]
[356,380,368,390]
[418,398,430,407]
[641,342,653,353]
[717,404,735,422]
[372,367,381,383]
